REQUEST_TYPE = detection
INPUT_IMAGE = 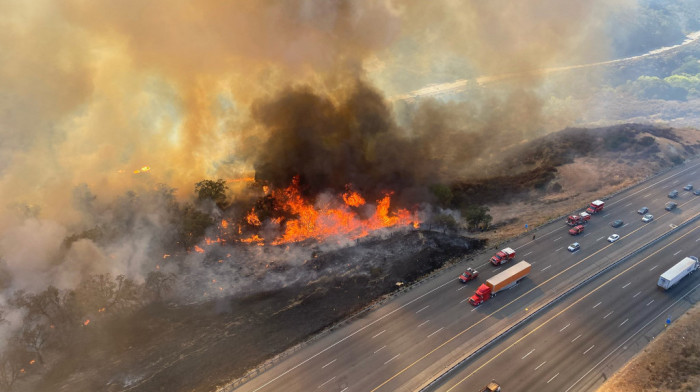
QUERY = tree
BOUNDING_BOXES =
[20,323,49,365]
[145,271,176,301]
[461,205,492,231]
[111,275,141,312]
[431,213,459,234]
[177,203,213,250]
[194,179,229,209]
[0,339,29,391]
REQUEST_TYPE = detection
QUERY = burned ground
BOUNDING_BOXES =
[28,231,481,392]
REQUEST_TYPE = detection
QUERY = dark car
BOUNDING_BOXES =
[665,201,677,211]
[637,207,649,214]
[684,184,693,191]
[611,219,624,228]
[694,189,700,196]
[668,190,679,198]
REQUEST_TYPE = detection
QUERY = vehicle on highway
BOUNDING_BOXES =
[683,184,693,191]
[607,234,620,242]
[668,189,679,198]
[567,242,580,252]
[459,267,479,283]
[665,201,677,211]
[566,212,591,226]
[694,189,700,196]
[586,199,605,214]
[490,247,516,266]
[638,206,649,214]
[611,219,624,228]
[469,261,531,306]
[568,224,585,235]
[657,256,699,290]
[642,214,654,222]
[480,380,502,392]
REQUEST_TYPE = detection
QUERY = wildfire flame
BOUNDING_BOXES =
[194,245,205,253]
[29,360,36,365]
[83,319,90,326]
[240,177,417,246]
[133,165,151,174]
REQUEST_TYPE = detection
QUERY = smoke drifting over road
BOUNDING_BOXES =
[0,0,636,297]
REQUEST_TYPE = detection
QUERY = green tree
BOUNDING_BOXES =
[461,205,492,231]
[195,179,229,209]
[177,203,213,249]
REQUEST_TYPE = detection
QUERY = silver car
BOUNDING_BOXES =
[642,214,653,222]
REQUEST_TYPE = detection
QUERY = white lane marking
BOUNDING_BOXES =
[650,265,658,271]
[673,250,682,256]
[696,238,700,242]
[522,348,535,359]
[596,236,605,241]
[559,323,570,332]
[542,265,552,271]
[471,307,478,312]
[553,236,562,242]
[674,179,680,184]
[692,171,697,175]
[427,327,444,338]
[374,345,386,354]
[460,298,470,304]
[457,286,467,291]
[619,318,629,327]
[318,377,335,389]
[601,214,609,218]
[571,334,582,343]
[633,291,641,298]
[646,299,655,306]
[340,388,348,392]
[555,247,563,252]
[322,359,336,369]
[384,354,400,365]
[622,282,631,289]
[417,320,430,327]
[603,311,614,319]
[592,302,602,309]
[547,373,559,384]
[524,251,533,257]
[566,282,700,392]
[583,233,590,237]
[583,345,595,355]
[372,330,386,339]
[624,202,632,207]
[622,223,628,228]
[248,276,456,392]
[535,361,547,370]
[643,193,651,198]
[416,305,430,314]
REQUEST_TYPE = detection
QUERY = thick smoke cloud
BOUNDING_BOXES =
[0,0,638,298]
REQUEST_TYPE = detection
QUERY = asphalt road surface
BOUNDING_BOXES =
[430,221,700,392]
[232,160,700,392]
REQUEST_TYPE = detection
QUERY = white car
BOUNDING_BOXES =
[642,214,653,223]
[567,242,580,252]
[607,234,620,243]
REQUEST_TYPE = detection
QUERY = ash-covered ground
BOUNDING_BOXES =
[34,230,481,392]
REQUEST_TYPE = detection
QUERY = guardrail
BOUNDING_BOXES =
[419,210,700,391]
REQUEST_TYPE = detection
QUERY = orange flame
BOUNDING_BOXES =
[343,190,366,207]
[163,254,170,259]
[221,219,229,228]
[246,209,262,226]
[194,245,205,254]
[240,177,417,246]
[29,360,36,365]
[83,319,90,326]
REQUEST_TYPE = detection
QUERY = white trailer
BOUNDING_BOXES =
[657,256,699,290]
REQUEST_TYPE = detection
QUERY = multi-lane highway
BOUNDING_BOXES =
[232,160,700,392]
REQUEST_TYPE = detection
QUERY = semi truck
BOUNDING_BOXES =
[586,200,605,214]
[657,256,699,290]
[469,261,531,306]
[490,247,516,266]
[567,212,591,226]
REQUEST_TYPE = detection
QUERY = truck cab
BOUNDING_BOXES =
[468,284,492,306]
[566,212,591,226]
